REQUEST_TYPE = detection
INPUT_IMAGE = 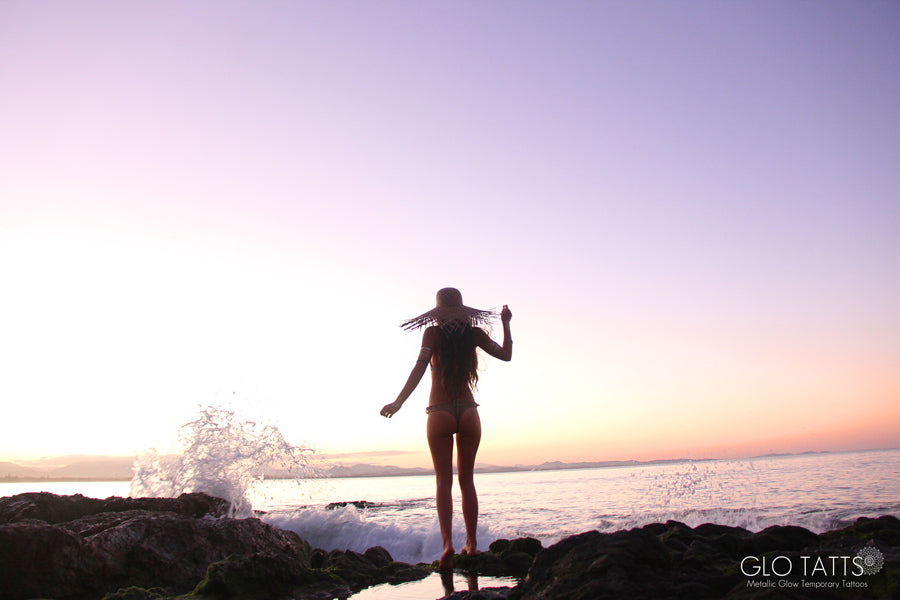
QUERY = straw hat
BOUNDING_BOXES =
[401,287,496,333]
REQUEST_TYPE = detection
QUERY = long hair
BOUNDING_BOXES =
[433,325,479,396]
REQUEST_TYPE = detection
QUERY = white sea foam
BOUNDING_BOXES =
[129,405,316,517]
[263,505,501,564]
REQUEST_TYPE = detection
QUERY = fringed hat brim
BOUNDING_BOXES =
[401,305,496,333]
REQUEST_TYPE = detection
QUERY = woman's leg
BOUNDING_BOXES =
[427,411,457,569]
[456,408,482,555]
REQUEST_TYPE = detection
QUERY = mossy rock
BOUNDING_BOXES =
[747,525,818,557]
[499,551,534,576]
[319,548,430,591]
[656,521,696,546]
[821,515,900,545]
[193,552,338,598]
[320,549,380,588]
[454,551,503,574]
[102,587,167,600]
[682,538,732,570]
[866,569,899,600]
[507,537,542,557]
[452,538,542,577]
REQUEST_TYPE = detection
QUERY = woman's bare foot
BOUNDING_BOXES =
[461,541,478,556]
[439,544,455,571]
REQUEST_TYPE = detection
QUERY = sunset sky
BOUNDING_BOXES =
[2,1,898,469]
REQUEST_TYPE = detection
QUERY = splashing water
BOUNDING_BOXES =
[130,406,316,517]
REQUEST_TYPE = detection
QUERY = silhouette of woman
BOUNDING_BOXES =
[381,288,512,570]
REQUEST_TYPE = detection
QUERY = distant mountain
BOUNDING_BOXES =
[321,463,433,478]
[0,455,696,482]
[526,460,642,471]
[0,462,38,478]
[313,457,694,478]
[3,449,874,483]
[48,457,134,480]
[1,456,135,481]
[751,450,832,459]
[3,456,647,481]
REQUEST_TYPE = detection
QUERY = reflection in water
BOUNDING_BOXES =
[440,570,480,597]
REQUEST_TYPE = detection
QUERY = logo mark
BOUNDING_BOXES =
[856,547,884,575]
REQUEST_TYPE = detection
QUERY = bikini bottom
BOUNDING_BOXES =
[426,399,479,422]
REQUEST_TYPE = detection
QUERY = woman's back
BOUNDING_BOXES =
[426,325,479,405]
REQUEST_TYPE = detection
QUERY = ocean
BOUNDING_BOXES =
[3,448,898,598]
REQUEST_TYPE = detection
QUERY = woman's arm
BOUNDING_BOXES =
[381,328,436,418]
[475,305,513,361]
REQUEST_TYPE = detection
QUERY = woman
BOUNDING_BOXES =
[380,287,512,570]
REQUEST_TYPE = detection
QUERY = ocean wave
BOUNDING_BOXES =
[129,406,315,517]
[263,504,501,564]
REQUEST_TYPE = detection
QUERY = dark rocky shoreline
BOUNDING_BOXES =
[1,492,897,600]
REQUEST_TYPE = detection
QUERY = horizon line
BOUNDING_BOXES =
[2,446,897,484]
[3,444,899,467]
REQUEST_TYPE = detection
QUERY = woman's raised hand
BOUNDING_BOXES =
[501,305,512,323]
[381,400,401,418]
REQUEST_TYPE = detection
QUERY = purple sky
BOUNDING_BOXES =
[2,2,898,466]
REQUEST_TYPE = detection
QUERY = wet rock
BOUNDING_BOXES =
[4,491,898,600]
[318,547,430,590]
[0,492,430,600]
[0,491,230,524]
[506,537,543,556]
[453,537,544,578]
[0,505,310,600]
[100,587,167,600]
[512,518,900,600]
[445,588,513,600]
[514,528,675,600]
[820,515,900,546]
[190,546,433,600]
[192,551,342,599]
[325,500,373,510]
[363,545,393,567]
[748,524,821,555]
[0,519,106,600]
[309,547,328,569]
